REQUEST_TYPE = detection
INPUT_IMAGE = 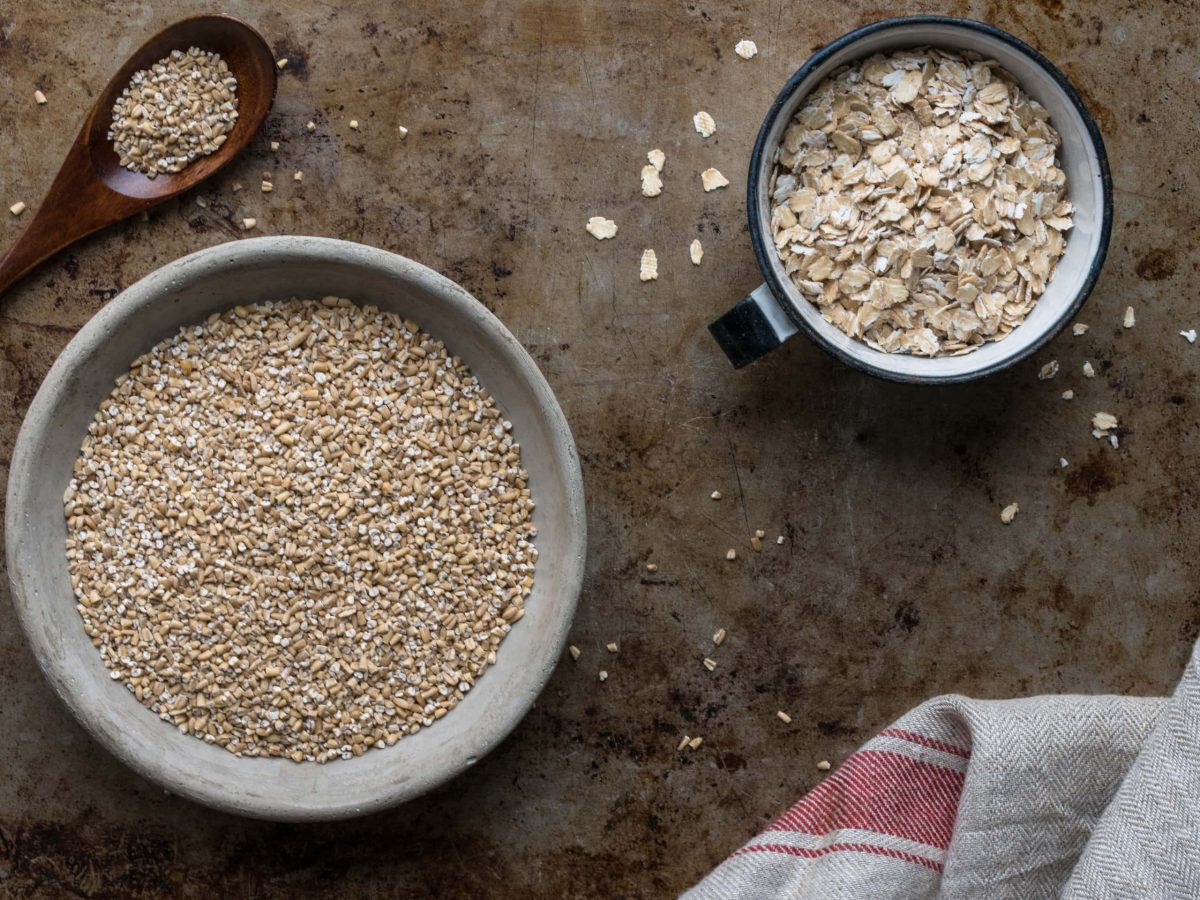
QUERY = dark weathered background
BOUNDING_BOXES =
[0,0,1195,896]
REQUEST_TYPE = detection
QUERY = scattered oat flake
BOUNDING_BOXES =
[690,239,704,265]
[689,736,704,750]
[34,90,47,105]
[1000,502,1019,524]
[1182,330,1197,344]
[701,168,729,191]
[734,39,758,59]
[270,140,280,152]
[276,58,288,70]
[195,196,208,209]
[598,670,608,682]
[777,710,792,724]
[1060,457,1069,468]
[710,490,722,500]
[1062,390,1074,400]
[1123,306,1136,328]
[640,248,658,282]
[816,760,832,771]
[569,645,581,660]
[677,734,691,751]
[725,548,736,560]
[703,657,717,671]
[241,217,256,230]
[398,125,409,139]
[648,148,665,172]
[645,562,658,572]
[1092,412,1119,432]
[1082,361,1096,378]
[585,217,618,240]
[776,535,785,545]
[1073,323,1089,336]
[1037,360,1059,381]
[9,201,26,216]
[713,628,727,646]
[349,119,359,130]
[1110,434,1119,449]
[641,164,663,198]
[293,171,304,182]
[606,642,619,653]
[261,180,273,193]
[305,121,316,132]
[693,111,716,137]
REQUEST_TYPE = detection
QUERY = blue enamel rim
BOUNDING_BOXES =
[746,15,1114,385]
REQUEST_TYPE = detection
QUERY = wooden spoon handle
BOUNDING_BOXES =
[0,140,145,299]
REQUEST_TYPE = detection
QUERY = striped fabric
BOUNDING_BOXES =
[686,644,1200,899]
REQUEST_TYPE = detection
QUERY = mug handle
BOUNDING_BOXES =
[709,283,799,368]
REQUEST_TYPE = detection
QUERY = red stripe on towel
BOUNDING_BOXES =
[767,749,964,849]
[735,841,943,873]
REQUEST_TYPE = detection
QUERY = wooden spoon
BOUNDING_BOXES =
[0,14,277,298]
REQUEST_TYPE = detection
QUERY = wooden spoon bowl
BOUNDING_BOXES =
[0,14,276,297]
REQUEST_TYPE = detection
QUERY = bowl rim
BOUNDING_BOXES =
[5,236,587,820]
[745,15,1114,384]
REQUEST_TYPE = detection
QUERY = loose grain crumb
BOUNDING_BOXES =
[195,196,208,209]
[776,710,792,724]
[398,125,410,139]
[645,562,658,572]
[305,121,316,132]
[34,89,47,105]
[701,168,729,191]
[1037,360,1059,381]
[1123,306,1136,328]
[586,216,618,240]
[776,535,785,545]
[703,657,717,671]
[1092,412,1119,434]
[606,642,619,653]
[647,148,665,172]
[677,734,691,751]
[639,248,658,282]
[270,140,280,152]
[641,164,663,198]
[569,645,581,661]
[1062,390,1074,400]
[816,760,832,771]
[1060,457,1069,468]
[725,548,736,561]
[350,119,359,130]
[710,490,722,500]
[734,39,758,59]
[1182,330,1197,344]
[1073,323,1089,336]
[598,670,609,682]
[1001,502,1019,524]
[276,58,288,70]
[693,111,716,137]
[713,628,727,646]
[1082,361,1096,378]
[261,180,273,193]
[293,170,304,182]
[690,239,703,265]
[241,217,256,230]
[688,736,704,750]
[9,201,26,217]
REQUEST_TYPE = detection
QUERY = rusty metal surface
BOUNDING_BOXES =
[0,0,1195,896]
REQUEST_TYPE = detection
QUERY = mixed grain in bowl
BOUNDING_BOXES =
[64,297,536,762]
[769,47,1074,357]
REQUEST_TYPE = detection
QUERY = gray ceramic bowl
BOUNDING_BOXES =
[6,236,586,821]
[710,16,1113,382]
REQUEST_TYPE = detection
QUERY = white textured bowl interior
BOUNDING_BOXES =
[5,237,586,821]
[757,22,1106,380]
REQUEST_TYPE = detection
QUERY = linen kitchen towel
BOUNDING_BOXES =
[686,643,1200,899]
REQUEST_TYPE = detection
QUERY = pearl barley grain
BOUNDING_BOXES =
[64,298,537,763]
